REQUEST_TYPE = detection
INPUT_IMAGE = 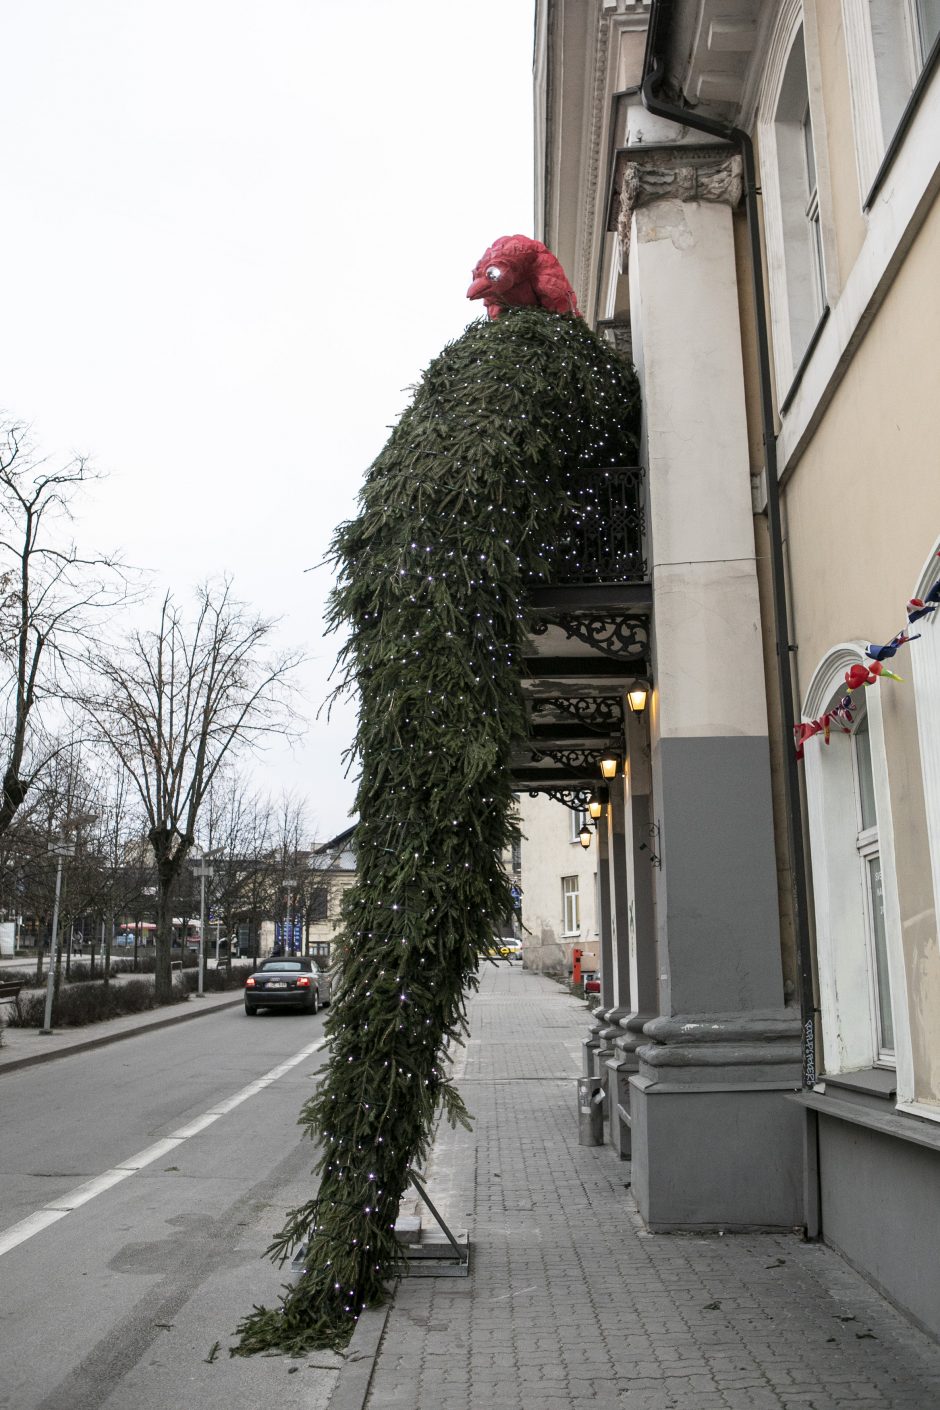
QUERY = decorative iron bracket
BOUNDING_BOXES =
[531,695,625,730]
[527,788,594,812]
[531,613,649,662]
[530,747,610,773]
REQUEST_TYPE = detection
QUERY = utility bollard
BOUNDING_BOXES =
[577,1076,605,1146]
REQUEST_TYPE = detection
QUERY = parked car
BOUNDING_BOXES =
[244,958,321,1015]
[311,963,335,1004]
[485,938,522,960]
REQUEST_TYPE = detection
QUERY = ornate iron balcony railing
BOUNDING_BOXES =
[544,464,647,586]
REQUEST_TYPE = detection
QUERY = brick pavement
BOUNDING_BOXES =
[357,963,940,1410]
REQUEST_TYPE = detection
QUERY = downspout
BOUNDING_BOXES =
[640,42,817,1088]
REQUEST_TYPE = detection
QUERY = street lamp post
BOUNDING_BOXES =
[190,854,214,998]
[39,841,75,1035]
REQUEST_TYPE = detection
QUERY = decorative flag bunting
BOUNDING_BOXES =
[795,551,940,759]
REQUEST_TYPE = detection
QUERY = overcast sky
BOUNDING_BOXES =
[2,0,535,842]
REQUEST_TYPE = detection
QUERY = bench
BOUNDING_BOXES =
[0,980,23,1008]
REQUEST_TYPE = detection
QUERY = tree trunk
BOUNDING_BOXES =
[103,913,113,990]
[154,866,176,1003]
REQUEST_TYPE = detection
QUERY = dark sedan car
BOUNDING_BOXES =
[244,959,321,1016]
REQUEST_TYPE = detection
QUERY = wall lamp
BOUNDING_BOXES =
[587,794,604,822]
[578,824,593,849]
[599,754,619,780]
[627,686,648,715]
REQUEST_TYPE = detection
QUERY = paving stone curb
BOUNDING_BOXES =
[327,1303,393,1410]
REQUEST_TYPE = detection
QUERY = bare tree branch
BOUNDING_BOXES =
[79,579,306,1000]
[0,420,136,837]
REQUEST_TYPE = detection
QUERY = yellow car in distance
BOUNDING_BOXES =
[484,939,522,961]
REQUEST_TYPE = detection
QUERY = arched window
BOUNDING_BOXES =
[801,644,909,1087]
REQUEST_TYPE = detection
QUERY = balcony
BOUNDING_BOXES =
[515,463,652,802]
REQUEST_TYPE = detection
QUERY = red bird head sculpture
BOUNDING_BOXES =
[467,235,581,320]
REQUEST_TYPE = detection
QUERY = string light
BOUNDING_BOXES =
[234,306,640,1358]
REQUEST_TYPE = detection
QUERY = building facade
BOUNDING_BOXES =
[532,0,940,1336]
[518,792,601,977]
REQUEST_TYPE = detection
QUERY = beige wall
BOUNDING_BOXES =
[783,191,940,1104]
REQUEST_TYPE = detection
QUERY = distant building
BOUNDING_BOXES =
[518,793,599,978]
[306,825,357,964]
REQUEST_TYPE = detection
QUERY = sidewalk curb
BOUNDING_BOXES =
[328,1300,393,1410]
[0,993,245,1076]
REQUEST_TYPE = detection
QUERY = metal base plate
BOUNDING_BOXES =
[401,1233,471,1278]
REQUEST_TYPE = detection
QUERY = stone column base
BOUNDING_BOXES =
[604,1050,639,1158]
[629,1011,804,1230]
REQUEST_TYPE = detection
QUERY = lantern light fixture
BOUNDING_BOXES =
[588,794,603,821]
[599,754,619,780]
[628,686,648,715]
[578,824,593,849]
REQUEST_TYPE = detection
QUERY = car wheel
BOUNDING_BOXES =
[310,988,319,1015]
[245,1002,258,1016]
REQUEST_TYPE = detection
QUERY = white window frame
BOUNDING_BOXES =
[851,716,894,1062]
[569,807,588,843]
[912,540,940,929]
[843,0,940,198]
[907,540,940,1118]
[801,643,912,1097]
[561,875,581,937]
[758,4,836,396]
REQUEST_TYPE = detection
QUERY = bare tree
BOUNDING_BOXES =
[0,422,130,838]
[82,581,304,1000]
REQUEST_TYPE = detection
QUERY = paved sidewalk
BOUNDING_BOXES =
[351,964,940,1410]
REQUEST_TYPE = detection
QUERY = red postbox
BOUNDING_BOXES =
[572,947,582,985]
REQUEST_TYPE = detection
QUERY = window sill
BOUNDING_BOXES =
[823,1066,896,1101]
[789,1077,940,1154]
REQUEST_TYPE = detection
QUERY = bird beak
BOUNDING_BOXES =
[466,276,490,301]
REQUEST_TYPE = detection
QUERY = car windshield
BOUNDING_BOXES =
[261,961,306,971]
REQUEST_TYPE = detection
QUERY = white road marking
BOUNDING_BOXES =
[0,1036,328,1259]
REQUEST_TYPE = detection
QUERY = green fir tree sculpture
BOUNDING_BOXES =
[235,307,640,1355]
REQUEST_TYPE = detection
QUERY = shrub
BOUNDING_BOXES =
[179,963,251,993]
[8,975,190,1028]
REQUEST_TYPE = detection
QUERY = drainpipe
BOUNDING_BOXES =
[639,33,817,1088]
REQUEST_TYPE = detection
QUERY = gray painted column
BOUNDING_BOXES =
[608,707,659,1157]
[623,129,802,1230]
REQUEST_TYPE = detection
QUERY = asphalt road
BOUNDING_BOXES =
[0,1005,344,1410]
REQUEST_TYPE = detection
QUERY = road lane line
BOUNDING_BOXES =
[0,1036,329,1260]
[47,1169,134,1210]
[0,1208,69,1255]
[116,1136,186,1170]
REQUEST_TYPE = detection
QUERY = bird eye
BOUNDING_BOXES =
[485,266,502,281]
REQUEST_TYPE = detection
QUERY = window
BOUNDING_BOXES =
[853,714,894,1058]
[309,885,329,922]
[771,27,826,374]
[844,0,940,195]
[562,876,580,936]
[801,645,908,1086]
[569,808,588,843]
